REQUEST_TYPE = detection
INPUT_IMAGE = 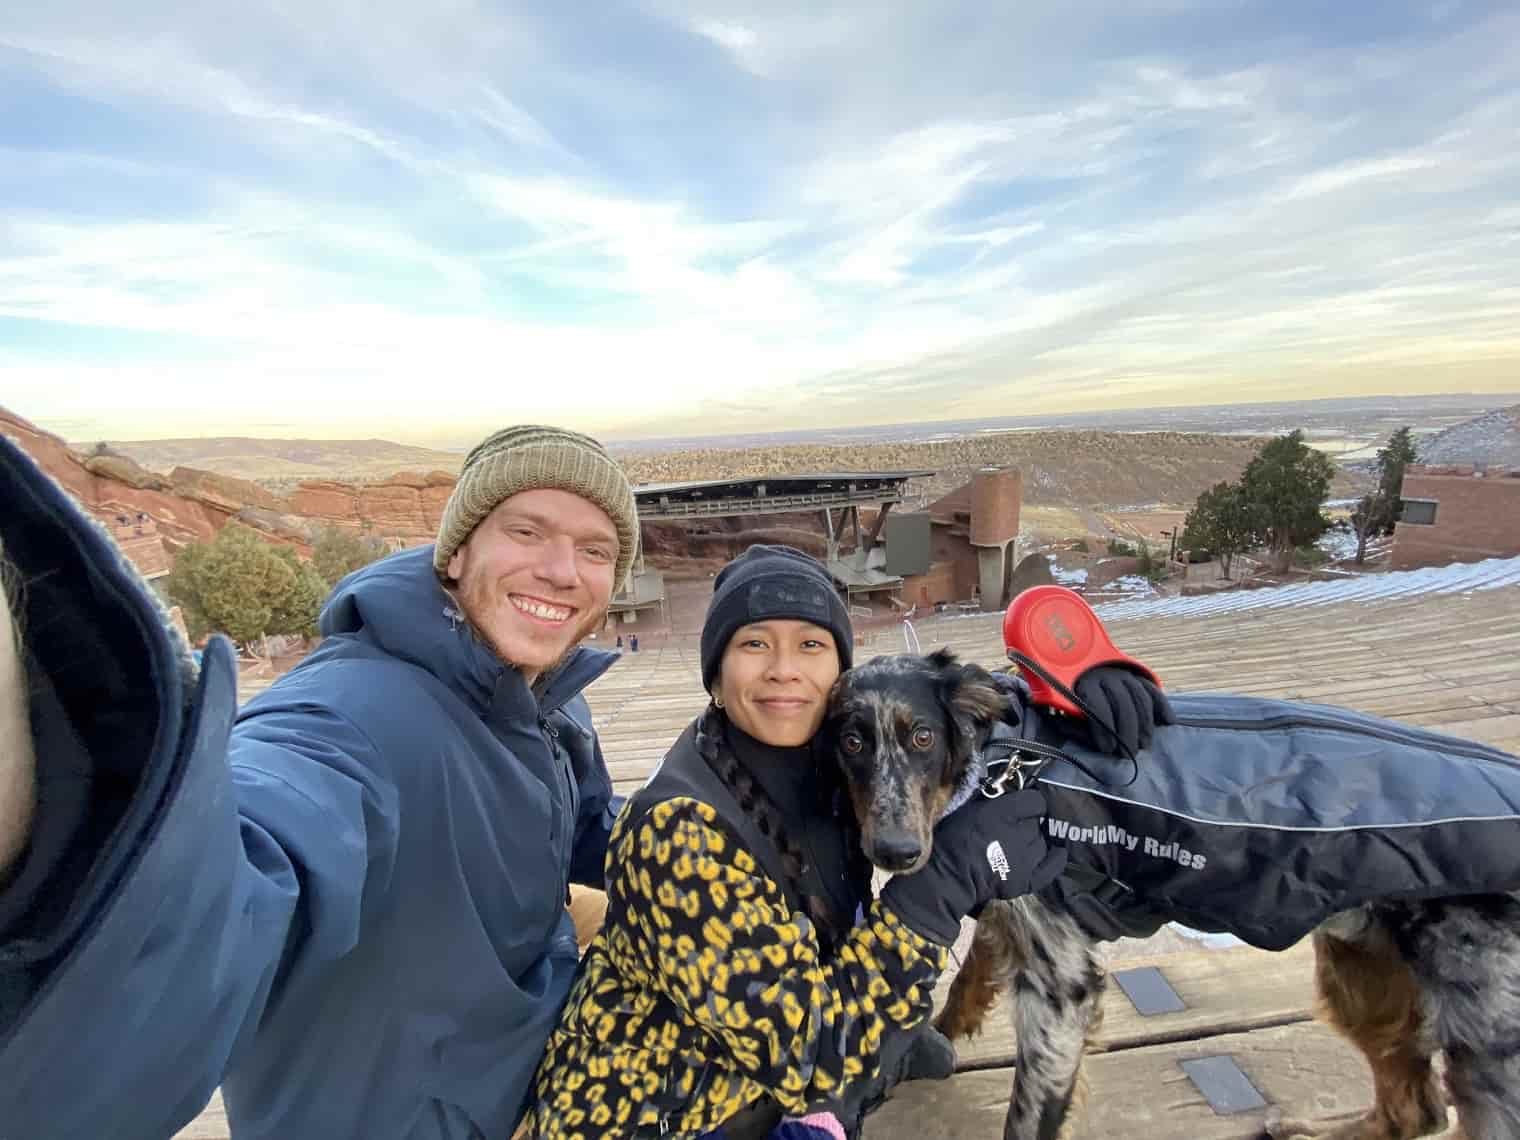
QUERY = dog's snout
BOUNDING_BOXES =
[870,832,925,872]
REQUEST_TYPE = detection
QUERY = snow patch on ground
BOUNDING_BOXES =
[1317,528,1361,561]
[1095,555,1520,621]
[1052,565,1089,587]
[1317,529,1394,563]
[1103,574,1156,595]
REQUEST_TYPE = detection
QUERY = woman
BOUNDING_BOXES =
[526,546,1071,1140]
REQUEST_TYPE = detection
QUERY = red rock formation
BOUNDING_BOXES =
[0,406,461,574]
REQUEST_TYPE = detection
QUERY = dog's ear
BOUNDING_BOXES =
[937,660,1012,759]
[925,647,959,671]
[824,673,850,718]
[950,662,1010,733]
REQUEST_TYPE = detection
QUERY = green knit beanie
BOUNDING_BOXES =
[434,425,640,593]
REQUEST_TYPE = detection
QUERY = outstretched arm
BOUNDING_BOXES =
[0,436,397,1139]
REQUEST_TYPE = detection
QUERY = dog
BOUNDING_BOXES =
[823,649,1520,1140]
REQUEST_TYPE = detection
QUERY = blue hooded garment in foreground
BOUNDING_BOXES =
[0,434,621,1139]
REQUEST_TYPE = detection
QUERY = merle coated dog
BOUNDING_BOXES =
[824,650,1520,1140]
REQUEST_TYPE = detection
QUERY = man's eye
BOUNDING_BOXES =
[582,546,614,562]
[911,727,934,750]
[840,733,864,756]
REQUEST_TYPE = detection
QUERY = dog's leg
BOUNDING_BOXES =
[936,902,1020,1042]
[1268,910,1446,1140]
[1383,895,1520,1140]
[997,897,1104,1140]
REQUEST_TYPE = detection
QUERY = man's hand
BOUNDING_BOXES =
[0,552,36,881]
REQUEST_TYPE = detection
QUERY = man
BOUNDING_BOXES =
[0,425,638,1139]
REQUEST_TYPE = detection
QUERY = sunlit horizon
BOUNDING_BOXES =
[4,2,1518,442]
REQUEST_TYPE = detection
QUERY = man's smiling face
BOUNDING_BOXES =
[445,488,620,684]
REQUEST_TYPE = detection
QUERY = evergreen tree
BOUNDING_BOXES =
[1347,426,1418,564]
[1349,494,1387,565]
[1374,426,1419,532]
[270,547,328,639]
[311,525,389,588]
[1181,480,1258,579]
[1238,430,1334,571]
[168,524,321,649]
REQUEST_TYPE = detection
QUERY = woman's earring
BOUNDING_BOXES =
[714,696,725,709]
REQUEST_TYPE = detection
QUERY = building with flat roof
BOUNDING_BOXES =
[886,467,1023,613]
[608,470,932,623]
[1392,464,1520,569]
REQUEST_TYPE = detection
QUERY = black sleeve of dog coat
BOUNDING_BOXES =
[881,788,1066,945]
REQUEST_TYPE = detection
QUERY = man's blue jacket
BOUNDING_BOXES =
[0,435,621,1138]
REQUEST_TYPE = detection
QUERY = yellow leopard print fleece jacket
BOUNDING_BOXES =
[526,796,947,1139]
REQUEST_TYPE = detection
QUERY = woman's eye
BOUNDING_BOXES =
[582,546,613,563]
[911,727,934,750]
[841,733,864,756]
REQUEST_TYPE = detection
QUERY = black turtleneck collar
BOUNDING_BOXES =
[723,719,827,823]
[721,717,868,939]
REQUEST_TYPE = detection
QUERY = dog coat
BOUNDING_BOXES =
[975,693,1520,951]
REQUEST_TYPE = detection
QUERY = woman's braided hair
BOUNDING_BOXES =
[694,704,862,952]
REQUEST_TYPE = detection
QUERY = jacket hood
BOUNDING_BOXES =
[318,545,616,715]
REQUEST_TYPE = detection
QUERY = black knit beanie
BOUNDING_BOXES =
[700,545,854,693]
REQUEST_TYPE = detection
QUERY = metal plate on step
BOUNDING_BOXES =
[1180,1055,1269,1115]
[1112,965,1186,1015]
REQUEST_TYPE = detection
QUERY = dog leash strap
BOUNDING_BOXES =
[1000,654,1142,789]
[1002,585,1161,716]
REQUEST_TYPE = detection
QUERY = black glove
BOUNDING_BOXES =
[880,787,1066,945]
[1069,666,1175,757]
[836,1021,957,1137]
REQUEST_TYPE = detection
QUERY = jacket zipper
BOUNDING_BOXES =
[539,715,572,905]
[1172,710,1518,766]
[655,1060,713,1137]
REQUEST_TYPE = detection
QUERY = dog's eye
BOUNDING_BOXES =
[840,732,864,756]
[911,727,934,750]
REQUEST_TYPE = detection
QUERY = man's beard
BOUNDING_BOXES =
[523,603,610,683]
[450,578,608,682]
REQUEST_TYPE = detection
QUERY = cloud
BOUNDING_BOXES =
[1,0,1518,443]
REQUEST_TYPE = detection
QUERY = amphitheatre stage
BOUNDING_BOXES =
[182,569,1520,1140]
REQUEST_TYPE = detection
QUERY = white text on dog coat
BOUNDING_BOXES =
[1045,819,1207,870]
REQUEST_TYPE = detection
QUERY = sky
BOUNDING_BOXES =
[2,1,1518,446]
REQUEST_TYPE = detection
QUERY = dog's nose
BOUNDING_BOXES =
[871,834,924,872]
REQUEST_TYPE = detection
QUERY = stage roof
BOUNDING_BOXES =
[633,470,933,521]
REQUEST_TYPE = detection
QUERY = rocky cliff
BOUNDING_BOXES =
[0,407,452,571]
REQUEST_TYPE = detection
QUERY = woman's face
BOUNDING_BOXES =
[716,619,841,747]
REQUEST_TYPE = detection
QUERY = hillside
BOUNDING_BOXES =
[1416,403,1520,467]
[619,429,1367,510]
[80,436,465,486]
[60,422,1372,517]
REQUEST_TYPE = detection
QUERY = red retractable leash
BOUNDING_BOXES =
[1002,585,1161,717]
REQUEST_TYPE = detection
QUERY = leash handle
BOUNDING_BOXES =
[1002,586,1161,716]
[1003,650,1143,789]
